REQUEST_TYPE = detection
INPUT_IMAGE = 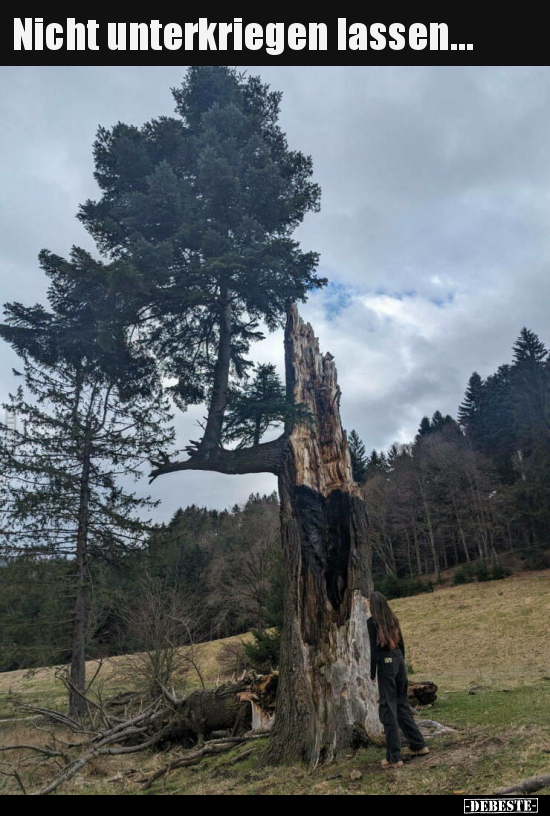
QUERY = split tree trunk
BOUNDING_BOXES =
[266,306,383,766]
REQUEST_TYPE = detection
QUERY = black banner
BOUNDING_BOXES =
[2,16,547,65]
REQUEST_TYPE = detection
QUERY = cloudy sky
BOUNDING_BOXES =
[1,65,549,520]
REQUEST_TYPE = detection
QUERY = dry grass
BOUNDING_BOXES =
[395,569,550,690]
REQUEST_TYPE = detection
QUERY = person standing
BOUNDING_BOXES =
[368,590,429,767]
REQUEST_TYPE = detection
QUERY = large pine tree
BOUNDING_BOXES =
[78,66,324,462]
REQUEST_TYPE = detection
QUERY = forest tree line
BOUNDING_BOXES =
[350,327,550,582]
[0,492,281,672]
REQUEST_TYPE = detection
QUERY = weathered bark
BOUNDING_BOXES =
[162,674,279,744]
[266,305,383,767]
[170,681,253,744]
[237,672,278,731]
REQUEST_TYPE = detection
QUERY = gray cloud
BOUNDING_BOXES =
[1,65,549,518]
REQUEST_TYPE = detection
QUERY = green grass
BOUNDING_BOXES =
[439,683,550,730]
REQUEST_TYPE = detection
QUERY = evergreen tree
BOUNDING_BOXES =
[480,365,517,483]
[458,372,485,443]
[365,448,388,481]
[430,410,446,431]
[0,262,174,716]
[510,328,550,539]
[386,442,404,470]
[513,327,548,366]
[511,328,549,447]
[431,410,460,435]
[77,66,325,457]
[416,415,433,441]
[19,69,333,756]
[0,555,73,671]
[146,507,211,593]
[348,429,368,483]
[223,363,287,447]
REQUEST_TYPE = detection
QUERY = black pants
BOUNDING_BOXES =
[377,649,426,762]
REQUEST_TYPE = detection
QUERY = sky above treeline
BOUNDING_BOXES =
[1,65,549,519]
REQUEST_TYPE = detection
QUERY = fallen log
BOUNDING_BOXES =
[0,673,274,795]
[158,677,254,745]
[2,667,454,795]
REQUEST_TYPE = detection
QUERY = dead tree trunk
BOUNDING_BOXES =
[266,306,383,766]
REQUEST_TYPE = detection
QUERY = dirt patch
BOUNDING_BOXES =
[418,734,505,768]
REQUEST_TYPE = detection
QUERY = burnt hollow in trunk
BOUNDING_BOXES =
[296,485,356,633]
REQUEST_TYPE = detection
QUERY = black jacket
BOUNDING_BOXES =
[367,616,405,681]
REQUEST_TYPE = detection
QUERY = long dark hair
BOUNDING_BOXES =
[369,591,401,649]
